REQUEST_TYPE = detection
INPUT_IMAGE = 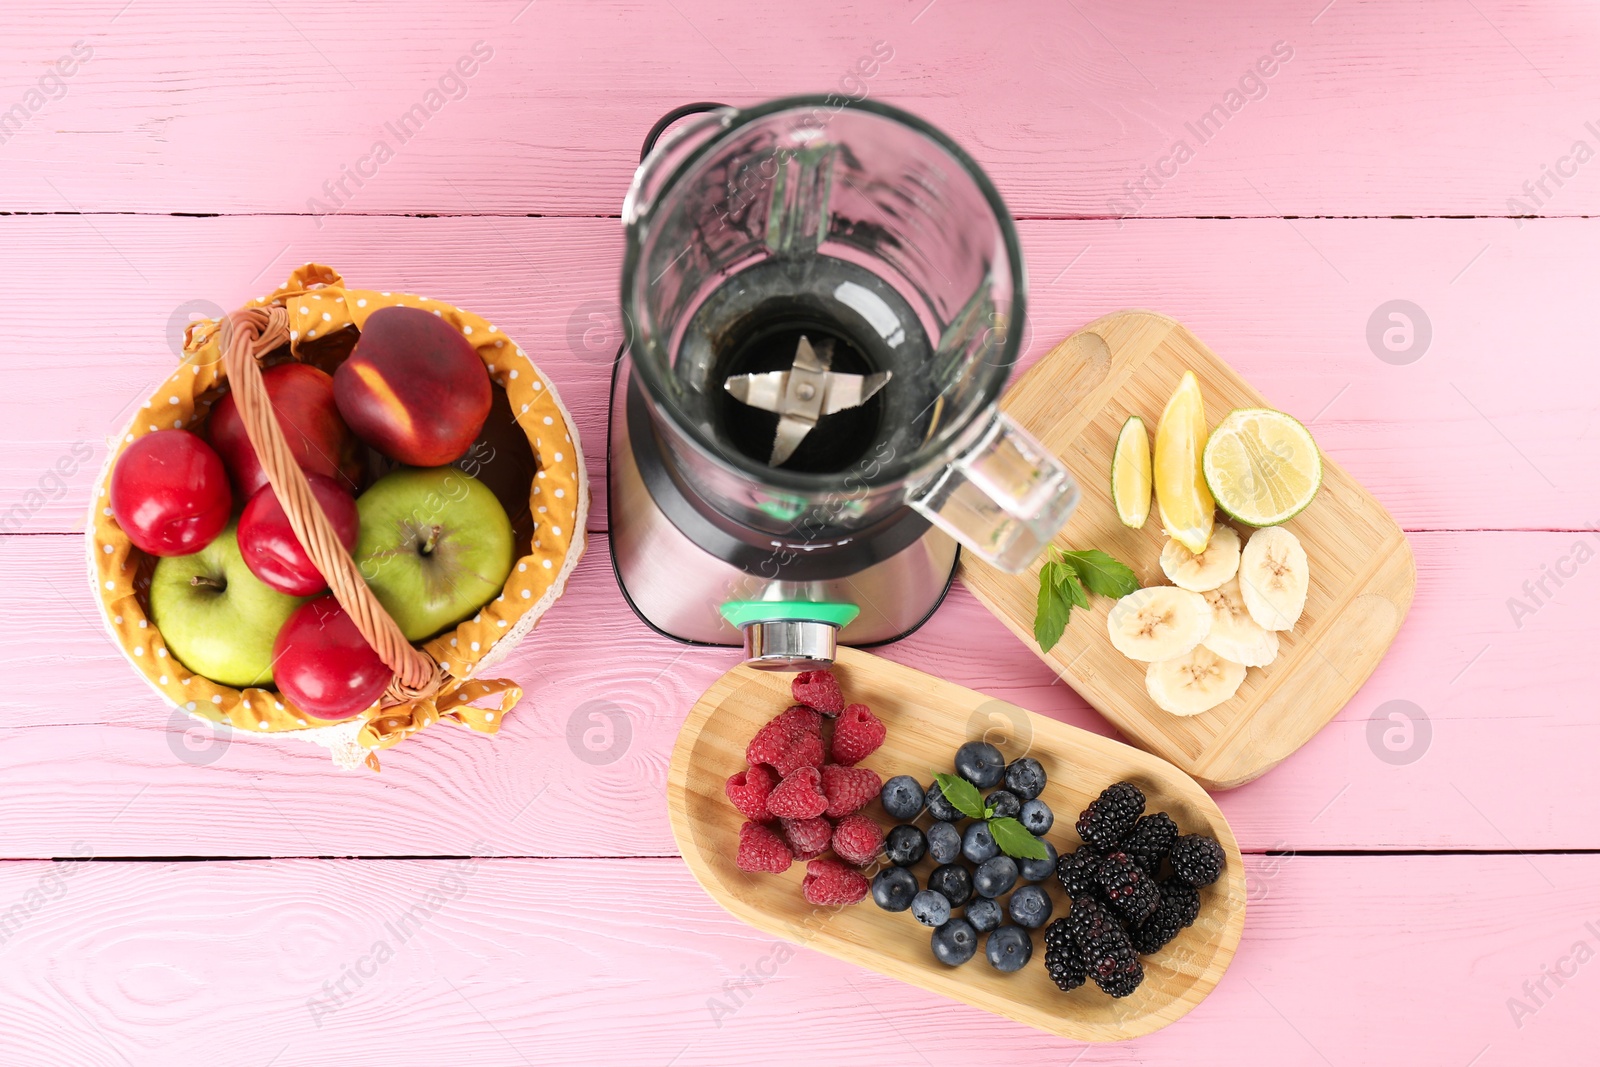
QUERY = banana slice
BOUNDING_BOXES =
[1201,576,1280,667]
[1159,525,1240,592]
[1146,645,1248,716]
[1239,526,1309,631]
[1107,586,1212,662]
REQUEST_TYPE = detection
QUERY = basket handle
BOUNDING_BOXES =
[219,306,442,705]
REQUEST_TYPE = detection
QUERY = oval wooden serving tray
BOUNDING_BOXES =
[666,647,1246,1043]
[961,311,1417,790]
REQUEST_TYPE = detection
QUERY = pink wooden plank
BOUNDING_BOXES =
[2,215,1596,534]
[0,528,1594,856]
[2,1,1598,217]
[0,854,1591,1064]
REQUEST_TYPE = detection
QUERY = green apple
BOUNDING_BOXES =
[353,467,514,641]
[149,522,308,687]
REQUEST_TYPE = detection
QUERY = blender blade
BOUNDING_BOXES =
[722,334,892,466]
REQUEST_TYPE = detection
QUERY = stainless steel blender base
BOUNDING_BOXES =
[607,370,958,649]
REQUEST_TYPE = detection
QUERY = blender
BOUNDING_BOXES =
[608,96,1078,669]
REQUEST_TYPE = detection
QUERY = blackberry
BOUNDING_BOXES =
[1067,895,1144,999]
[1003,757,1047,801]
[1130,879,1200,955]
[1170,834,1225,888]
[928,863,973,908]
[1043,918,1087,992]
[1095,850,1161,927]
[954,741,1006,789]
[1121,812,1178,875]
[1054,844,1103,897]
[925,781,962,822]
[1075,782,1145,850]
[885,824,927,867]
[984,789,1021,820]
[880,775,925,821]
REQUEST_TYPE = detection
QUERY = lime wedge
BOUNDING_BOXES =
[1154,371,1215,553]
[1110,416,1152,528]
[1203,408,1322,526]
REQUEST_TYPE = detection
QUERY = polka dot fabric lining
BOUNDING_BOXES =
[87,264,588,769]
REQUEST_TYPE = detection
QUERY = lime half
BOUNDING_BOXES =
[1110,416,1152,529]
[1203,408,1322,526]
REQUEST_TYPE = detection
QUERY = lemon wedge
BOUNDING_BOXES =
[1110,416,1152,529]
[1154,371,1215,553]
[1203,408,1322,526]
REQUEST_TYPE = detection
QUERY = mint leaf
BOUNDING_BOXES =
[989,817,1049,861]
[1060,549,1140,599]
[932,772,986,821]
[1056,565,1090,610]
[1033,562,1073,652]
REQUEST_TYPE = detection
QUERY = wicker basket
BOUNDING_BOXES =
[86,263,588,769]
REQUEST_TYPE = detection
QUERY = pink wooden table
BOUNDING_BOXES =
[3,1,1597,1063]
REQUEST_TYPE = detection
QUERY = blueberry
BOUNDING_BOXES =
[973,855,1018,898]
[931,918,978,966]
[926,821,962,865]
[911,889,951,928]
[928,863,973,908]
[1019,798,1054,835]
[984,789,1021,820]
[954,741,1006,789]
[1003,757,1047,801]
[1017,839,1058,883]
[1008,884,1053,929]
[925,781,962,822]
[885,824,926,867]
[985,925,1033,973]
[871,866,918,912]
[965,896,1003,933]
[880,775,925,821]
[962,821,999,864]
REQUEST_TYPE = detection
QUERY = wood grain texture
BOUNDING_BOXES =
[0,526,1597,855]
[667,648,1246,1041]
[962,313,1414,789]
[0,855,1594,1065]
[3,1,1600,217]
[5,215,1597,535]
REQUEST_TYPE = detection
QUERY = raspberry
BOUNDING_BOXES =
[802,858,869,906]
[819,764,881,818]
[832,812,885,866]
[724,764,778,822]
[830,703,885,766]
[746,705,824,777]
[766,765,828,819]
[736,821,792,874]
[791,670,845,715]
[781,816,833,861]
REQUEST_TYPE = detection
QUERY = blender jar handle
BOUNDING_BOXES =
[907,413,1080,573]
[623,102,734,227]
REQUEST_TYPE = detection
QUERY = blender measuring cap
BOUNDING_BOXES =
[722,334,892,466]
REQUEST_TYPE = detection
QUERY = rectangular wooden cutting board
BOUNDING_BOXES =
[667,647,1246,1042]
[960,311,1415,790]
